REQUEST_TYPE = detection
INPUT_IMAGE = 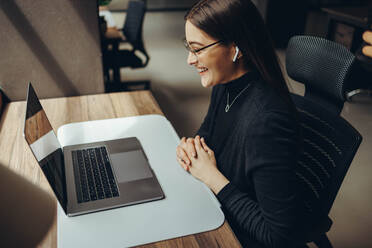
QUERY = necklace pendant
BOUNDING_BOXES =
[225,104,230,112]
[225,83,251,114]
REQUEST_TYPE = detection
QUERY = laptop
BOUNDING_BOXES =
[23,82,164,217]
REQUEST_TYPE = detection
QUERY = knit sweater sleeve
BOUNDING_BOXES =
[216,111,305,248]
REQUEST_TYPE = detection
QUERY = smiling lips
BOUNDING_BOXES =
[197,67,208,74]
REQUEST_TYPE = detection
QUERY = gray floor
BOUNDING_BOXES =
[111,11,372,248]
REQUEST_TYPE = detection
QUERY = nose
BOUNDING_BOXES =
[187,51,197,66]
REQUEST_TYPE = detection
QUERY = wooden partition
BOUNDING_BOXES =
[0,0,104,100]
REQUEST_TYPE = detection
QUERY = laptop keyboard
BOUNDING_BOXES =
[72,146,119,203]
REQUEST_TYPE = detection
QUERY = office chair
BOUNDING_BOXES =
[103,0,150,92]
[286,35,363,248]
[286,35,358,115]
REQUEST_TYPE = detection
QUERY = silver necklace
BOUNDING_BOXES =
[225,84,251,112]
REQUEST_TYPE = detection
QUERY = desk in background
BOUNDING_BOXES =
[0,91,241,248]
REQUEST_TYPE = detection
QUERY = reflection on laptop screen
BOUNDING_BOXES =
[24,83,67,211]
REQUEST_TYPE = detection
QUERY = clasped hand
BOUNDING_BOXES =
[176,135,229,194]
[363,31,372,58]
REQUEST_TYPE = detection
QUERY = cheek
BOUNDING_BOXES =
[208,58,231,82]
[198,49,233,86]
[201,56,224,75]
[212,49,231,67]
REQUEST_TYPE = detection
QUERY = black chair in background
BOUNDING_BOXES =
[286,35,363,248]
[102,0,150,92]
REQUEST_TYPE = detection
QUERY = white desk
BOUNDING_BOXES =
[57,115,224,247]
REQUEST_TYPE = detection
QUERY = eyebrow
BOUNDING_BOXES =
[188,41,204,46]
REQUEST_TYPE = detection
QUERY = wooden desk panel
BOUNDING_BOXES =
[0,91,241,248]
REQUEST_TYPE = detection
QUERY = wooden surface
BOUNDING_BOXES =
[0,0,105,101]
[0,91,241,248]
[24,110,53,145]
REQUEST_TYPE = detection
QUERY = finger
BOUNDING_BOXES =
[180,137,187,147]
[363,31,372,45]
[200,137,209,152]
[175,149,190,170]
[186,138,196,158]
[179,137,188,151]
[177,147,191,165]
[177,157,189,171]
[201,137,214,155]
[362,45,372,58]
[194,136,202,151]
[200,137,209,151]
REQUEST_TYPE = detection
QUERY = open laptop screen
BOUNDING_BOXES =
[24,83,67,212]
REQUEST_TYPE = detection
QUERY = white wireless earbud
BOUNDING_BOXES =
[233,46,240,62]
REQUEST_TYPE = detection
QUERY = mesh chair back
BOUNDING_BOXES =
[123,0,146,49]
[292,94,362,216]
[286,36,356,114]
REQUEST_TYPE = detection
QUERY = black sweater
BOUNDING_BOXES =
[196,72,311,248]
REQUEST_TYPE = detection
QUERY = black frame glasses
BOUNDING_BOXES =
[183,38,222,55]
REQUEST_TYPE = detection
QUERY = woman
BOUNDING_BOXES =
[176,0,313,247]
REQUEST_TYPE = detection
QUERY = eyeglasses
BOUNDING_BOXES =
[183,38,222,56]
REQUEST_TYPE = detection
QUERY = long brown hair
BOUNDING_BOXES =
[185,0,295,111]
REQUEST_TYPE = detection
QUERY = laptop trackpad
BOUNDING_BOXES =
[110,150,153,183]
